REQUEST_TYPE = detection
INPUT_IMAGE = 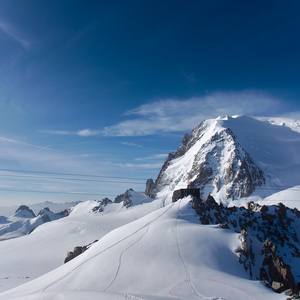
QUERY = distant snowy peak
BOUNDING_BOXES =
[153,115,300,203]
[14,205,36,218]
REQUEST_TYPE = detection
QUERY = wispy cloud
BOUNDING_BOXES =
[0,19,30,49]
[102,90,287,136]
[0,136,52,151]
[120,142,143,148]
[46,90,295,138]
[134,154,168,161]
[77,129,100,137]
[113,162,163,169]
[45,130,72,135]
[45,129,101,137]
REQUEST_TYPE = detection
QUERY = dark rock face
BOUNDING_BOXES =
[192,196,300,296]
[176,133,191,157]
[145,178,155,198]
[260,239,297,294]
[114,193,124,203]
[122,189,133,208]
[152,153,176,195]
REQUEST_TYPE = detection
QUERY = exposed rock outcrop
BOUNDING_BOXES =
[64,240,98,263]
[192,195,300,297]
[114,193,124,203]
[260,239,298,295]
[91,198,112,213]
[122,189,133,208]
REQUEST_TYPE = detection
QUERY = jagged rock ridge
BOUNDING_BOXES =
[192,195,300,297]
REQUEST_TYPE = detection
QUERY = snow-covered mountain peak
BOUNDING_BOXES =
[153,115,300,204]
[14,205,36,218]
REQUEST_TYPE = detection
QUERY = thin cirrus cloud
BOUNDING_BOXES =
[101,91,285,136]
[134,154,168,161]
[45,129,101,137]
[120,142,143,148]
[0,19,31,49]
[47,90,288,138]
[113,162,164,169]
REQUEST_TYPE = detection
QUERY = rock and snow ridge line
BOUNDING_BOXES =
[149,115,300,207]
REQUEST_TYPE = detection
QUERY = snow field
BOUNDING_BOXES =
[0,197,286,300]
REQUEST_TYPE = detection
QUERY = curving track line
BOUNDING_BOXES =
[38,197,172,294]
[170,199,257,300]
[171,199,208,300]
[103,224,150,292]
[103,195,171,292]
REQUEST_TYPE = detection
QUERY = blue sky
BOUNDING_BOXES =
[0,0,299,206]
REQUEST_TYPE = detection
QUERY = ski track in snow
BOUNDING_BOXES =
[170,199,208,300]
[170,199,258,300]
[38,197,173,295]
[103,225,151,292]
[103,196,171,292]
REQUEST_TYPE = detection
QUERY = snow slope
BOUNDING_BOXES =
[0,197,285,300]
[0,194,164,292]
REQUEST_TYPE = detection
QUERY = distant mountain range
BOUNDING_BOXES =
[0,205,69,241]
[0,200,81,217]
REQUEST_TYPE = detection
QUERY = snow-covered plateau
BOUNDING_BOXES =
[0,115,299,300]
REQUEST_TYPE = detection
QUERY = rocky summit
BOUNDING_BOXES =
[150,116,300,204]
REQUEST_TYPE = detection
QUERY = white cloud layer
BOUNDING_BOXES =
[101,90,288,136]
[47,90,298,137]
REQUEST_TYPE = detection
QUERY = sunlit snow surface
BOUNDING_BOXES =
[0,196,285,300]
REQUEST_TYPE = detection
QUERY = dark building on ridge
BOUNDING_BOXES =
[172,188,200,202]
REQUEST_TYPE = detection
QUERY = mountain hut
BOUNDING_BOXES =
[172,188,200,202]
